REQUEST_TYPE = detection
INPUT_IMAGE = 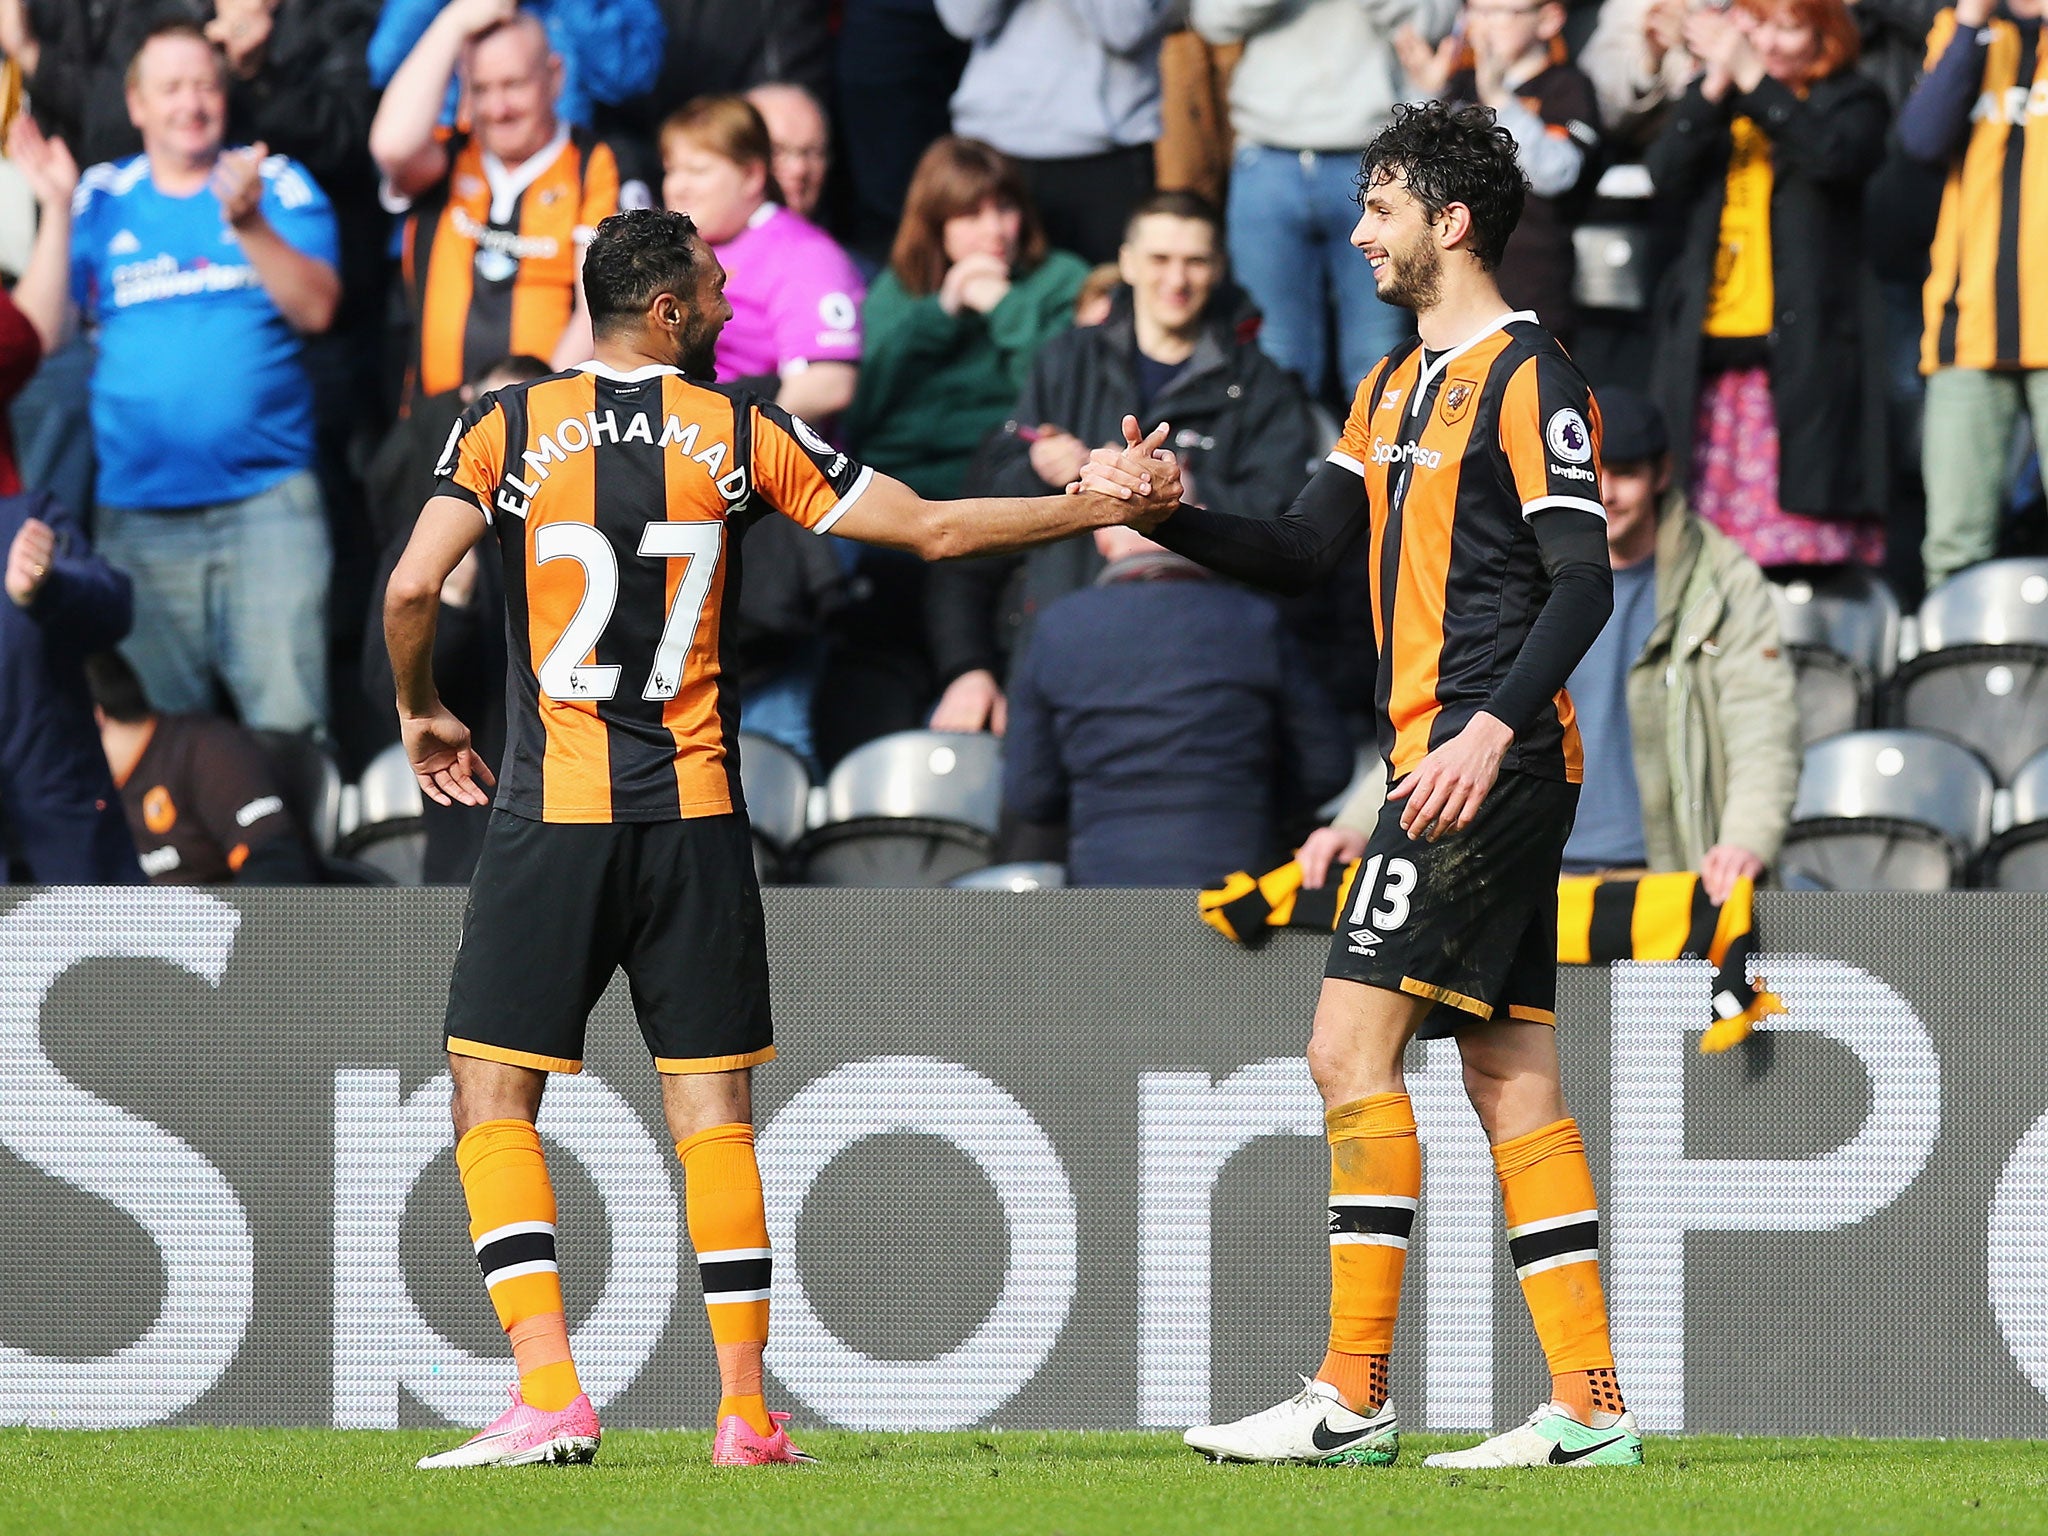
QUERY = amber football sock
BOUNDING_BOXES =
[1493,1117,1624,1423]
[1315,1093,1420,1414]
[457,1119,583,1413]
[679,1122,774,1436]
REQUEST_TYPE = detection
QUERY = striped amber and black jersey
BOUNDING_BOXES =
[402,128,623,400]
[1920,9,2048,371]
[435,361,873,823]
[1329,313,1602,784]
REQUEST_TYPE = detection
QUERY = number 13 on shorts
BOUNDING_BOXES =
[1348,853,1418,932]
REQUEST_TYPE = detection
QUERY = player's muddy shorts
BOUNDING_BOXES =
[1324,770,1578,1039]
[445,810,773,1074]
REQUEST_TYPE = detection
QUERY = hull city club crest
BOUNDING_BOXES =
[1440,378,1478,425]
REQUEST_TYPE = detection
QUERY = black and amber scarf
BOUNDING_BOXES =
[1199,863,1784,1053]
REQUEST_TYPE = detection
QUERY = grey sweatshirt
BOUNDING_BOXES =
[1193,0,1458,152]
[936,0,1185,159]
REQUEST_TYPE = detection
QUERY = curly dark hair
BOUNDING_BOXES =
[1355,101,1527,272]
[582,208,704,332]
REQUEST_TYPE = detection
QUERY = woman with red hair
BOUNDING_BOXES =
[1645,0,1890,571]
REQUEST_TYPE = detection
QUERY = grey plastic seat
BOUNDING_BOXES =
[336,742,426,884]
[1888,559,2048,781]
[793,731,1001,887]
[1769,570,1902,747]
[735,731,812,883]
[948,862,1067,891]
[1984,749,2048,890]
[251,728,343,858]
[1777,730,1995,891]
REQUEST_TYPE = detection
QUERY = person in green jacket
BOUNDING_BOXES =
[845,136,1089,500]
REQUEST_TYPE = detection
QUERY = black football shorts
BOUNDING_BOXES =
[1324,769,1578,1038]
[445,810,773,1074]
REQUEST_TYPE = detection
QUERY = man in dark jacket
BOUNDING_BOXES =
[7,0,379,183]
[1004,522,1354,886]
[928,189,1327,733]
[0,489,142,882]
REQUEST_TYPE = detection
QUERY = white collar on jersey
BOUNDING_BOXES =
[575,360,681,382]
[1408,310,1539,419]
[481,123,572,225]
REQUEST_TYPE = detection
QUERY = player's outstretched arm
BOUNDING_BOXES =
[1079,414,1365,594]
[825,423,1181,560]
[385,493,497,808]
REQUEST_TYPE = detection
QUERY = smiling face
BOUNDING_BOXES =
[465,17,562,167]
[1742,2,1824,83]
[1119,213,1220,336]
[127,33,227,169]
[1351,170,1445,313]
[676,244,731,378]
[661,141,767,247]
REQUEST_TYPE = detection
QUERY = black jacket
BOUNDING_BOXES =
[1644,72,1890,518]
[1004,560,1353,888]
[927,285,1320,687]
[25,0,379,190]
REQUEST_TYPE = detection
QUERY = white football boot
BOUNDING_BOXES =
[1422,1400,1642,1469]
[1183,1378,1399,1466]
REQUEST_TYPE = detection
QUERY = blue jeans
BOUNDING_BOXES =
[741,641,824,770]
[96,470,331,733]
[1228,144,1410,404]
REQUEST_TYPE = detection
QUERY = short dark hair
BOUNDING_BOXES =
[1122,188,1223,244]
[1356,101,1526,272]
[581,209,703,334]
[470,354,553,389]
[85,651,153,723]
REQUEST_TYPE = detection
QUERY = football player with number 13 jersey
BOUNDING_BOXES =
[1084,102,1643,1472]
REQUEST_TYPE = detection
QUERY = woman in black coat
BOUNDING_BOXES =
[1644,0,1889,571]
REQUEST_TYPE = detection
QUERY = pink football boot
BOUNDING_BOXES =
[415,1387,602,1469]
[712,1410,817,1466]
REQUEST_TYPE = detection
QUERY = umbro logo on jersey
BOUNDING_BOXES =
[1371,437,1442,469]
[1550,461,1597,483]
[108,229,142,255]
[1377,388,1402,412]
[1349,928,1382,956]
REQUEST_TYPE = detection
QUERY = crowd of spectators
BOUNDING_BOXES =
[0,0,2039,895]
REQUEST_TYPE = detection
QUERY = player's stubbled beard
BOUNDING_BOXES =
[677,318,719,381]
[1379,231,1443,312]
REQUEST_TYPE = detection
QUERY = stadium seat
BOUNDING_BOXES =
[336,743,426,886]
[736,731,812,883]
[252,729,343,857]
[1982,749,2048,890]
[1768,568,1902,748]
[1886,559,2048,781]
[949,862,1067,891]
[1777,730,1995,891]
[791,730,1000,887]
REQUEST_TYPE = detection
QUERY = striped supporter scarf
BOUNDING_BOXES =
[1198,865,1785,1053]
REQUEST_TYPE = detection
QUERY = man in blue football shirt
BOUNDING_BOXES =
[53,19,340,734]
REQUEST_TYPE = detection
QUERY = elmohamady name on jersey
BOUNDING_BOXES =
[1329,312,1603,785]
[436,361,871,824]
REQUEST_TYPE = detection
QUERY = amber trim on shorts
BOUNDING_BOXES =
[447,1037,585,1075]
[654,1045,777,1076]
[1399,976,1493,1019]
[1505,1005,1558,1025]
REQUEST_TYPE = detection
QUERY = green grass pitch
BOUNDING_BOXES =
[7,1429,2048,1535]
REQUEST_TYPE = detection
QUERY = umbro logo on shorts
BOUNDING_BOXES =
[1349,928,1383,956]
